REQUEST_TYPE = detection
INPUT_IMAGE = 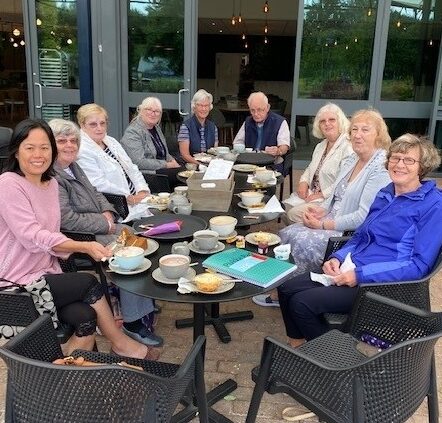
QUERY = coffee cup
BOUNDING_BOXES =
[171,241,190,256]
[173,202,193,215]
[159,254,190,279]
[193,230,219,251]
[209,215,237,237]
[273,245,291,261]
[239,191,264,207]
[109,246,144,271]
[158,192,170,199]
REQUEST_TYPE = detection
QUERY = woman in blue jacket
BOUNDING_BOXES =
[278,134,442,348]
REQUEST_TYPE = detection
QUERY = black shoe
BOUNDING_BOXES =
[122,326,164,347]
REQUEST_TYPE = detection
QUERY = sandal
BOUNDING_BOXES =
[145,346,161,361]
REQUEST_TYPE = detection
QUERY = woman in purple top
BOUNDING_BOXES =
[0,118,159,360]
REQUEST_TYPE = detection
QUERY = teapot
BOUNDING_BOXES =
[171,241,190,256]
[168,191,189,210]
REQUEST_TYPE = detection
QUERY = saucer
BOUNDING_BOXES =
[188,241,225,255]
[192,274,235,294]
[107,239,159,257]
[245,232,281,246]
[108,258,152,275]
[152,267,197,285]
[237,201,265,210]
[217,230,238,241]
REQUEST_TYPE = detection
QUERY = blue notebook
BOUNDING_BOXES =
[202,248,296,288]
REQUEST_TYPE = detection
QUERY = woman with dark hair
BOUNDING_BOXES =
[0,118,160,360]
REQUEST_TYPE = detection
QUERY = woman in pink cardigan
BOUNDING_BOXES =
[0,118,159,360]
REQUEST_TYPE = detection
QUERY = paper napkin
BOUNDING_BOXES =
[248,195,285,214]
[310,253,356,287]
[177,277,198,294]
[247,175,277,186]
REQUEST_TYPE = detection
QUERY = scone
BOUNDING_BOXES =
[194,273,222,292]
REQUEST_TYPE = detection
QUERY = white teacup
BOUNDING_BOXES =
[254,169,274,183]
[174,186,188,196]
[173,202,193,215]
[273,245,291,261]
[193,230,219,251]
[159,254,190,279]
[109,246,144,270]
[239,191,264,207]
[209,215,237,237]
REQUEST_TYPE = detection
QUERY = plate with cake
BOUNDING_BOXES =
[108,228,159,256]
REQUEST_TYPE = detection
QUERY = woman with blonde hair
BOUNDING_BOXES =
[286,103,353,222]
[178,89,218,164]
[254,109,392,307]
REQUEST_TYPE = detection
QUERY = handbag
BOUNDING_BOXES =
[0,276,59,339]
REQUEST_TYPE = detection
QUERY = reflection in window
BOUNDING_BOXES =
[36,0,78,89]
[42,104,80,122]
[384,117,429,140]
[128,0,184,93]
[382,0,441,101]
[299,1,377,100]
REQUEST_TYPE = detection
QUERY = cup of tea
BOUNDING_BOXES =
[209,215,237,237]
[109,246,144,271]
[193,230,219,251]
[173,202,193,215]
[171,241,190,256]
[159,254,191,279]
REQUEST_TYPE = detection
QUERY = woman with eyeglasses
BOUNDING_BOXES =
[278,134,442,347]
[120,97,183,188]
[76,103,151,220]
[177,89,219,165]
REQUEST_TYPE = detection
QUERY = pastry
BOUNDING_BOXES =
[117,228,147,250]
[253,232,271,243]
[194,273,222,292]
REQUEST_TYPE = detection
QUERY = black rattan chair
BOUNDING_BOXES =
[102,192,129,220]
[142,172,171,193]
[0,314,209,423]
[246,292,442,423]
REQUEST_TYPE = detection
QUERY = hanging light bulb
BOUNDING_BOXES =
[263,1,269,13]
[20,40,25,46]
[238,0,242,23]
[245,42,248,48]
[242,33,246,40]
[429,39,433,46]
[36,18,42,26]
[67,38,73,45]
[12,28,20,37]
[397,20,401,27]
[13,42,18,48]
[231,14,236,25]
[231,0,236,25]
[264,24,268,34]
[264,36,268,44]
[367,8,372,17]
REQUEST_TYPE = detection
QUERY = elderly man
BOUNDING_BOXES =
[233,92,290,168]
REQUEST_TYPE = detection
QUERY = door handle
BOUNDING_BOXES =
[178,88,189,116]
[34,82,43,109]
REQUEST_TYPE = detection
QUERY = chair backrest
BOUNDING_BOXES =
[0,155,8,173]
[210,108,227,126]
[0,314,207,423]
[0,291,39,328]
[142,172,171,193]
[0,126,12,155]
[102,192,129,219]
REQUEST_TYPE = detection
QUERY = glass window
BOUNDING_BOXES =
[128,0,184,93]
[384,117,429,140]
[41,104,80,123]
[36,0,79,89]
[382,0,441,101]
[298,1,377,100]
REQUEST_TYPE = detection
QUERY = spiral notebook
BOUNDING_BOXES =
[202,248,296,288]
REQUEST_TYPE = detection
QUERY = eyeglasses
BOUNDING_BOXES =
[249,107,267,114]
[144,108,162,115]
[388,156,420,165]
[85,121,107,129]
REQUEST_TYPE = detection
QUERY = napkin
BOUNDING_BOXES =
[177,277,198,294]
[121,204,154,223]
[247,174,277,186]
[310,253,356,287]
[140,220,183,236]
[248,195,285,214]
[283,192,323,207]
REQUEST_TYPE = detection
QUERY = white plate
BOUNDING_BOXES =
[193,153,213,163]
[237,201,265,210]
[108,258,152,275]
[217,230,238,241]
[107,239,159,257]
[188,240,225,255]
[178,170,195,179]
[152,267,197,285]
[192,274,235,294]
[245,232,281,246]
[232,164,257,173]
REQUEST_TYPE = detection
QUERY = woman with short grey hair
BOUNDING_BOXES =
[178,89,218,164]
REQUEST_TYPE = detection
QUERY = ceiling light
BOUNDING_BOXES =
[20,40,25,46]
[12,28,20,37]
[13,42,18,48]
[36,18,42,26]
[263,1,269,13]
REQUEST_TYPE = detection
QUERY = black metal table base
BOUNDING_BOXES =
[172,378,238,423]
[175,303,254,343]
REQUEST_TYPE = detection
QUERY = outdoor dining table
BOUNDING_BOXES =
[235,152,275,166]
[108,239,273,423]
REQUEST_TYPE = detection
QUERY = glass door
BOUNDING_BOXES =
[122,0,196,140]
[23,0,81,121]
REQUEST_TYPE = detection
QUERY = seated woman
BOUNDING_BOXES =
[178,89,218,165]
[278,134,442,347]
[253,109,392,307]
[0,118,159,359]
[120,97,183,189]
[50,118,162,348]
[75,103,151,221]
[286,103,353,223]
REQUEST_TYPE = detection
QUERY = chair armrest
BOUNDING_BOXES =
[142,172,171,193]
[102,192,129,219]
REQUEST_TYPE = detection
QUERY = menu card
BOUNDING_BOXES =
[203,159,233,180]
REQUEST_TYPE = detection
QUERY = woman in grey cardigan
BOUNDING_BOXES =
[50,118,163,349]
[120,97,182,188]
[254,109,392,307]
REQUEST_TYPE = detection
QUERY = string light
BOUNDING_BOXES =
[264,36,268,44]
[263,1,269,13]
[36,18,42,26]
[12,28,20,36]
[238,0,242,23]
[242,33,246,40]
[231,0,236,26]
[367,8,372,17]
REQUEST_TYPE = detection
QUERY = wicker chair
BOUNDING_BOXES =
[142,172,171,193]
[102,192,129,220]
[0,314,209,423]
[246,292,442,423]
